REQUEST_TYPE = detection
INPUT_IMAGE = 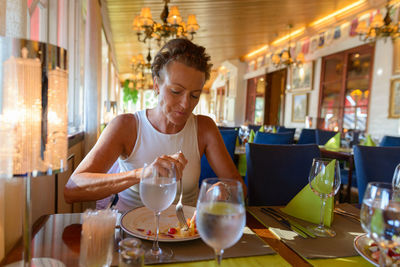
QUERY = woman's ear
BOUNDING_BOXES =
[153,77,159,95]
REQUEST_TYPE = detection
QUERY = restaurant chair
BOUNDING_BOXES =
[277,126,296,135]
[246,143,320,205]
[199,129,238,184]
[248,124,262,133]
[254,131,294,145]
[297,129,317,144]
[316,129,337,145]
[353,145,400,203]
[218,126,238,131]
[379,135,400,147]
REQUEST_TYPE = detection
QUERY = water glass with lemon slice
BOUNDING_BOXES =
[196,178,246,265]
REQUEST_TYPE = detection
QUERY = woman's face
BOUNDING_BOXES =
[155,61,205,127]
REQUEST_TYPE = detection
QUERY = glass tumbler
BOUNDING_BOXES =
[79,209,118,267]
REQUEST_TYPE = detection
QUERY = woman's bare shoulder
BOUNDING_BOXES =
[196,115,218,137]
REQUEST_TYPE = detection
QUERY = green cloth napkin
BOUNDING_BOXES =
[248,129,256,143]
[362,134,376,146]
[272,127,277,133]
[281,160,336,227]
[324,132,341,149]
[236,136,240,147]
[238,154,247,177]
[259,126,264,132]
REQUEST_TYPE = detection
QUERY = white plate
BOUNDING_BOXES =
[353,234,378,266]
[120,205,199,242]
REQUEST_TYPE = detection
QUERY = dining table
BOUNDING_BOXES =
[0,205,373,267]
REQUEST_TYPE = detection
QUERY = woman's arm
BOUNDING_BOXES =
[64,113,188,203]
[64,114,139,203]
[197,116,247,197]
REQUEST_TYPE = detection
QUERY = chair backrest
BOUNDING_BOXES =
[316,129,338,145]
[199,129,238,182]
[297,129,317,144]
[254,131,294,145]
[246,143,320,205]
[248,124,262,133]
[277,126,296,135]
[379,135,400,147]
[218,126,238,131]
[353,145,400,203]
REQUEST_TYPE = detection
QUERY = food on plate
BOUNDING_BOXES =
[364,241,400,265]
[135,216,198,239]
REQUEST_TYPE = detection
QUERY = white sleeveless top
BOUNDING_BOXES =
[115,110,201,213]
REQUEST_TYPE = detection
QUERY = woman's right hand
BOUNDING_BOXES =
[146,152,188,180]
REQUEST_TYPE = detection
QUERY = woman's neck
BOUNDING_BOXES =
[146,108,185,134]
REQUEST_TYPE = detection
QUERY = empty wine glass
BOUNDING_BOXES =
[360,182,400,267]
[308,158,341,237]
[196,178,246,265]
[139,163,177,261]
[393,164,400,191]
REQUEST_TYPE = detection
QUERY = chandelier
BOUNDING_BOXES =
[132,0,200,45]
[356,0,400,42]
[271,25,304,68]
[131,52,153,90]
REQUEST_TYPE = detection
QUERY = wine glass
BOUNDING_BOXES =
[393,163,400,191]
[196,178,246,265]
[238,126,249,144]
[139,163,177,261]
[308,158,341,237]
[360,182,400,267]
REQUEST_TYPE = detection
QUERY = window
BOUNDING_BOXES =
[318,44,374,132]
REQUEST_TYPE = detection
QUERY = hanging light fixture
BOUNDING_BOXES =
[132,0,200,45]
[356,0,400,42]
[271,24,304,68]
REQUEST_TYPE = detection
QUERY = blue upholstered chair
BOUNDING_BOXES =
[246,143,320,205]
[297,129,317,144]
[379,135,400,147]
[277,126,296,135]
[254,131,294,145]
[316,129,338,145]
[353,145,400,203]
[218,126,238,131]
[199,129,238,183]
[248,124,262,133]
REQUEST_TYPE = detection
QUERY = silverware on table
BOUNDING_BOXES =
[265,208,316,238]
[260,208,311,238]
[333,207,360,222]
[176,179,189,230]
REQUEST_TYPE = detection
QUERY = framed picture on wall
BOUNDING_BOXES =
[291,61,313,91]
[393,39,400,75]
[292,93,308,122]
[389,79,400,118]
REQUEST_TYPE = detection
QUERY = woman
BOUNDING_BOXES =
[64,39,245,212]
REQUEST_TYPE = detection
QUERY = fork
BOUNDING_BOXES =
[176,179,189,230]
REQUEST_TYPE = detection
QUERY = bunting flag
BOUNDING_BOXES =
[334,26,341,39]
[302,38,310,54]
[350,18,359,36]
[325,29,334,45]
[318,32,325,48]
[310,36,318,53]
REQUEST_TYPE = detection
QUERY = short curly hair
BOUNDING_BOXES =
[151,38,213,82]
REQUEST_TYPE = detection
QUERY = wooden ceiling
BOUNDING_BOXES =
[104,0,374,77]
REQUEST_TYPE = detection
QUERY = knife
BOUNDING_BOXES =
[260,208,308,238]
[264,208,316,238]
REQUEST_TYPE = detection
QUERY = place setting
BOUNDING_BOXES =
[248,158,367,259]
[119,164,274,265]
